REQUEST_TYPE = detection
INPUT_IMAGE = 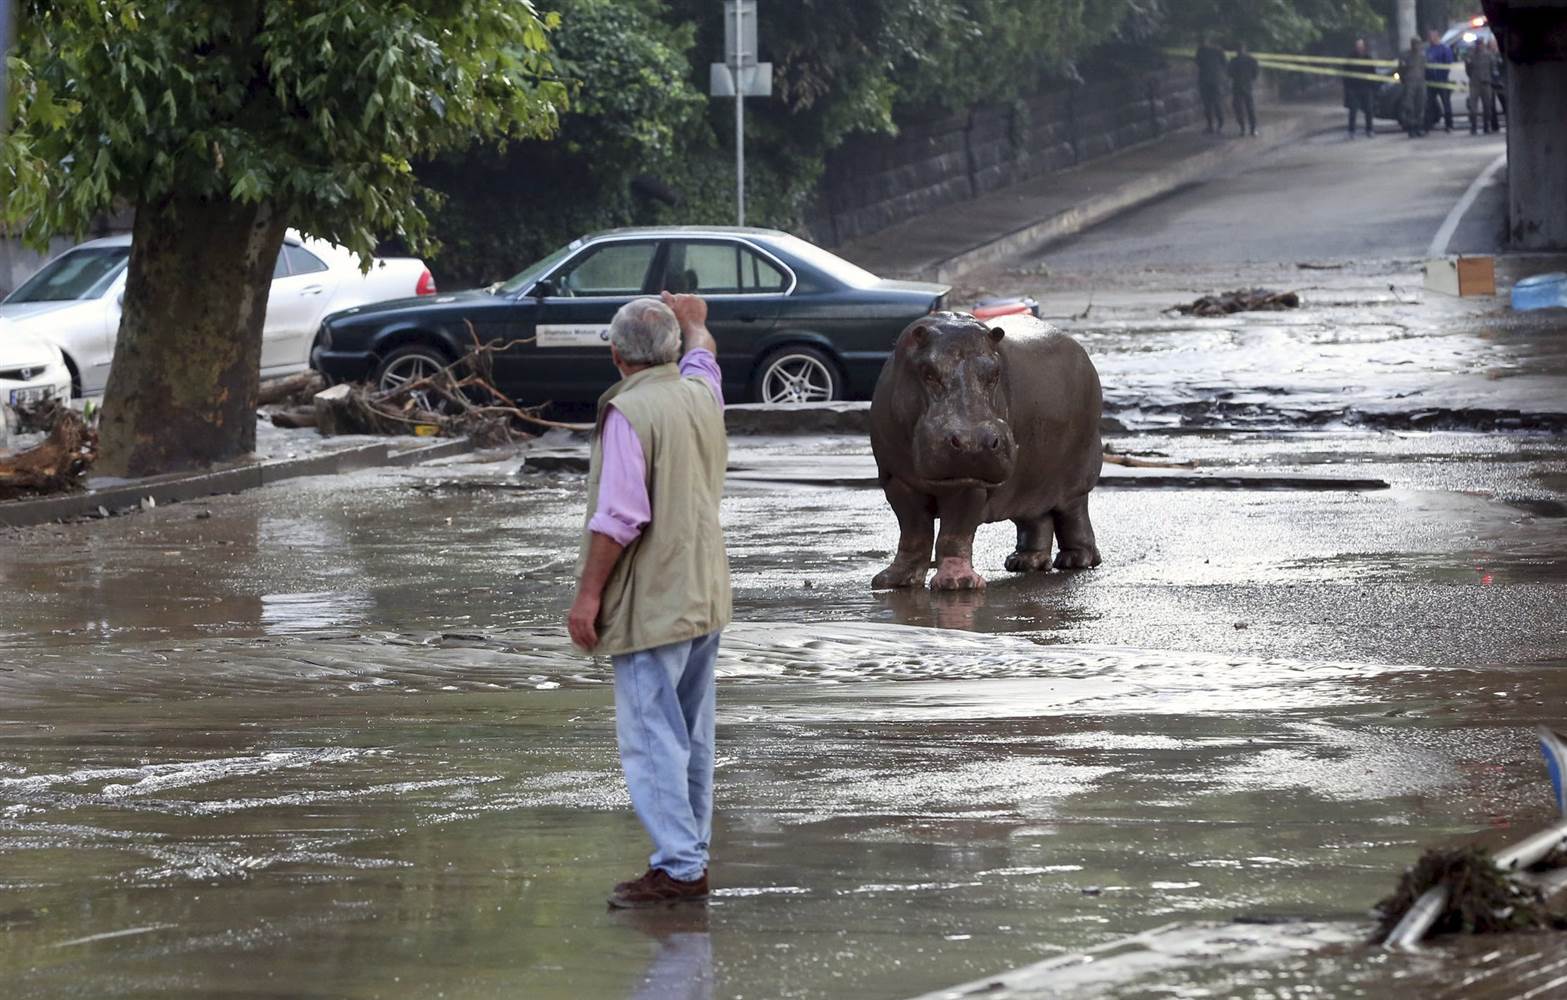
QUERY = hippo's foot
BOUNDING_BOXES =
[1004,549,1054,573]
[930,557,987,591]
[1053,546,1102,570]
[872,562,930,589]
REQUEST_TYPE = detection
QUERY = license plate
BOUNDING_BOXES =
[8,386,53,406]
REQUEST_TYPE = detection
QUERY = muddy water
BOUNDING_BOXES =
[2,433,1566,998]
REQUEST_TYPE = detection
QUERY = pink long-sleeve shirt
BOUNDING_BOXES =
[588,350,724,545]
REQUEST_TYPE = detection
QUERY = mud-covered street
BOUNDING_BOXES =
[5,133,1567,998]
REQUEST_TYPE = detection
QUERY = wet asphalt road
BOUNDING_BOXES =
[4,128,1567,998]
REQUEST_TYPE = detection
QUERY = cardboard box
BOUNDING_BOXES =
[1425,256,1497,297]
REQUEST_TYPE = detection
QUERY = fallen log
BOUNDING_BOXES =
[0,406,97,500]
[268,405,319,430]
[1173,288,1301,317]
[257,370,326,407]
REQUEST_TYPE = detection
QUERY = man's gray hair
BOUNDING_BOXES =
[609,298,681,366]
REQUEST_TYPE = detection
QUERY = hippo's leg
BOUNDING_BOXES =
[1051,494,1102,570]
[1005,517,1055,573]
[930,488,989,591]
[872,477,936,589]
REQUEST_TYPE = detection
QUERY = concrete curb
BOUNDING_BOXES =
[724,402,872,436]
[0,436,477,530]
[928,110,1338,283]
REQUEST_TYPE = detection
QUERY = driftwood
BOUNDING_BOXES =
[257,371,327,407]
[268,405,319,429]
[0,405,98,500]
[1102,451,1197,469]
[1173,288,1301,317]
[312,323,592,443]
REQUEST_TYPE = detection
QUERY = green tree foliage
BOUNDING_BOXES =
[423,0,704,287]
[427,0,1153,284]
[1,1,564,476]
[3,0,564,261]
[1162,0,1384,52]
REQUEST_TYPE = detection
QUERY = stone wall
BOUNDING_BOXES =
[807,64,1201,247]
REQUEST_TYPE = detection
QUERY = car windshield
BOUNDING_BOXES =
[7,246,131,303]
[495,241,579,295]
[767,234,881,289]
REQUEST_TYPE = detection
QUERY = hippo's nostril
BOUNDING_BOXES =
[949,434,964,451]
[982,430,1000,451]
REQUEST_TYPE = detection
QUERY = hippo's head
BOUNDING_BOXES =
[895,312,1016,489]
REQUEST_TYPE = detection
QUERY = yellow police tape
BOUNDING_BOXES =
[1164,48,1463,91]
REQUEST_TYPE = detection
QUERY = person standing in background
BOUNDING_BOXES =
[1466,38,1498,134]
[1195,35,1228,134]
[1424,27,1455,132]
[1399,37,1427,137]
[1342,38,1377,138]
[1489,39,1507,119]
[1227,41,1259,136]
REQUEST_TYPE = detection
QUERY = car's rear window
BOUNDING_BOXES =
[768,234,880,290]
[7,246,131,302]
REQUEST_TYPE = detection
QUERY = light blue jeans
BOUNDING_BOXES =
[612,631,720,882]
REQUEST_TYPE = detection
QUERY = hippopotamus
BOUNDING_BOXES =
[869,311,1102,590]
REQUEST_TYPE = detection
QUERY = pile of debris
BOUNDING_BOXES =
[1172,288,1301,317]
[0,403,98,500]
[263,331,588,446]
[1377,726,1567,947]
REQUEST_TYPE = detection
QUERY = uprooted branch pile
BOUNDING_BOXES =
[1375,845,1567,939]
[289,325,591,445]
[1173,288,1301,317]
[0,405,98,500]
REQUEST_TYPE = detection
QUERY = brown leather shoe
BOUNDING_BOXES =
[607,867,709,908]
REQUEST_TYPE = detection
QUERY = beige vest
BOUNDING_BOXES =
[578,363,731,656]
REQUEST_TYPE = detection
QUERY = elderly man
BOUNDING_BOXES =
[567,291,730,909]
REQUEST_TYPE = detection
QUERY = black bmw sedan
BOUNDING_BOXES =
[311,227,949,406]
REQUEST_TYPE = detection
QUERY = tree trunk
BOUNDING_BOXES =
[96,196,287,478]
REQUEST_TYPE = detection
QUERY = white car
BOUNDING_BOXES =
[0,231,436,396]
[0,319,72,414]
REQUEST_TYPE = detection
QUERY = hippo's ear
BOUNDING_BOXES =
[988,326,1006,344]
[900,323,930,350]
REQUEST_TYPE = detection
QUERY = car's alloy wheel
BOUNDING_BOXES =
[375,345,455,413]
[758,348,838,405]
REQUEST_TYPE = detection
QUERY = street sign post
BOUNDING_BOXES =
[710,1,771,226]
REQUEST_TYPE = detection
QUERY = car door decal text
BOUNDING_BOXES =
[537,324,612,348]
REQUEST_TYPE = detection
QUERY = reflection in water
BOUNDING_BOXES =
[612,907,713,1000]
[260,590,374,634]
[880,587,988,631]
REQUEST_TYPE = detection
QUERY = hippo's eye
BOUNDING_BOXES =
[923,368,942,389]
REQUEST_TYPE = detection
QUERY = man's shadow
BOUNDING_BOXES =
[610,906,713,1000]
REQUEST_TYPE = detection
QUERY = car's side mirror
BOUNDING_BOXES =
[532,279,557,299]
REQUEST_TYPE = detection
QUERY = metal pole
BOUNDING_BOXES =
[0,0,14,137]
[733,1,745,226]
[1395,0,1417,49]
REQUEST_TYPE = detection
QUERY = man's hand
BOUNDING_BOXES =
[661,291,717,355]
[570,532,625,653]
[567,591,602,651]
[661,290,707,331]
